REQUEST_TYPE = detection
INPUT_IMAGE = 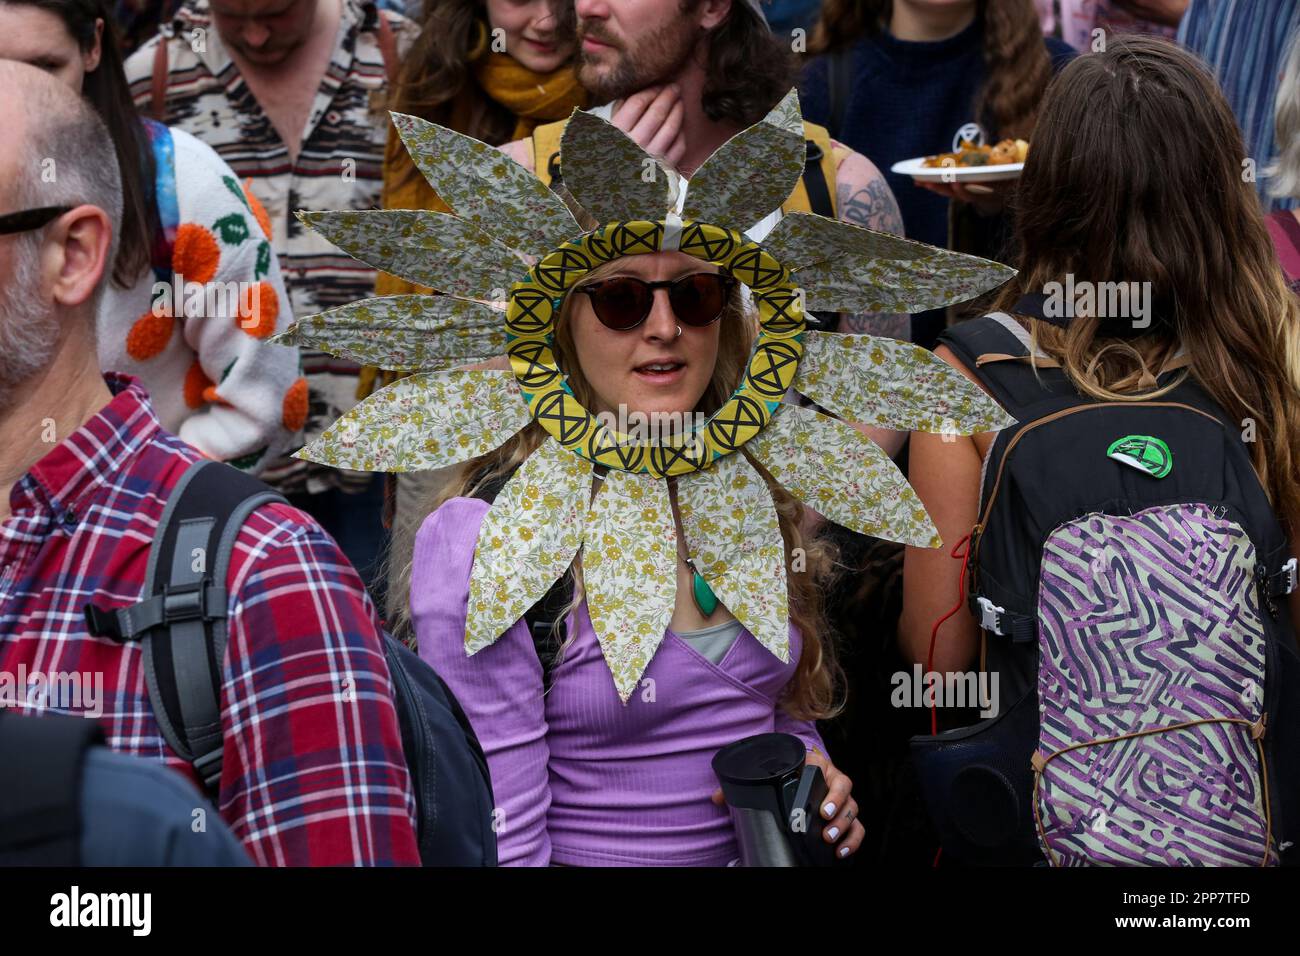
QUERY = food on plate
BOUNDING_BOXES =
[922,137,1029,168]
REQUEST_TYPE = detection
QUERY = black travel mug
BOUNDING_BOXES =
[712,732,839,867]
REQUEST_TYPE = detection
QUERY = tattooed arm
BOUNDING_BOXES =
[833,147,912,341]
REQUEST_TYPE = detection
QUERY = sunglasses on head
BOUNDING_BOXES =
[573,272,736,331]
[0,206,72,236]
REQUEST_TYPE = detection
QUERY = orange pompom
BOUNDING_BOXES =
[173,223,220,286]
[282,377,308,432]
[125,309,174,361]
[200,384,232,407]
[243,179,273,240]
[183,360,214,409]
[237,281,279,338]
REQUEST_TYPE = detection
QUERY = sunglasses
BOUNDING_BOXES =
[0,206,72,236]
[573,272,736,331]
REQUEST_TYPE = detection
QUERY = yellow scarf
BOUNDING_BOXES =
[472,50,588,141]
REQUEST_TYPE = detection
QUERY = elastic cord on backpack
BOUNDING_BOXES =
[925,532,973,737]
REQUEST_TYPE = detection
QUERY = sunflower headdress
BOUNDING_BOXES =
[280,90,1016,700]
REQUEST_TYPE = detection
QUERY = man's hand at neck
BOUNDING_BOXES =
[0,340,112,523]
[608,62,740,179]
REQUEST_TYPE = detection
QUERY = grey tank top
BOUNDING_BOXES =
[672,618,745,665]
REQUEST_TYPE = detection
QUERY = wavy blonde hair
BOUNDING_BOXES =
[393,257,843,719]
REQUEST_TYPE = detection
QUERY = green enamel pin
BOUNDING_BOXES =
[1107,435,1173,479]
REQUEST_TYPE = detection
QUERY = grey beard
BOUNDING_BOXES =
[0,239,63,414]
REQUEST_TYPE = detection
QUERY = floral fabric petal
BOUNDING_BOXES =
[297,209,523,300]
[465,436,591,654]
[746,404,942,548]
[391,111,580,251]
[677,453,789,663]
[582,469,678,702]
[763,211,929,270]
[796,331,1016,434]
[296,370,530,472]
[559,110,677,224]
[275,295,506,371]
[795,248,1015,314]
[683,88,805,233]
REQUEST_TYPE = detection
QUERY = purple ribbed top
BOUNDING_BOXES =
[411,497,824,867]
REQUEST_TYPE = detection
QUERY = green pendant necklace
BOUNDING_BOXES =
[682,555,719,616]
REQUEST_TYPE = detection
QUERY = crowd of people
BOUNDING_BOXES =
[0,0,1298,869]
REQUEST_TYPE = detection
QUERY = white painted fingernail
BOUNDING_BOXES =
[827,826,840,840]
[839,845,850,858]
[823,802,836,817]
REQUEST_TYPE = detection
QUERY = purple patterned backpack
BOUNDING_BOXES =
[911,314,1300,867]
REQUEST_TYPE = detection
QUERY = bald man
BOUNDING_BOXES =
[0,62,420,866]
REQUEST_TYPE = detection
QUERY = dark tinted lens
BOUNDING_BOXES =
[670,273,729,326]
[588,277,652,330]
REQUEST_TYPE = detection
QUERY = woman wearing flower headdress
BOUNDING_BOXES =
[409,249,867,866]
[284,91,1014,865]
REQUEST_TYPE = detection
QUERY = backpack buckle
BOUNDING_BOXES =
[192,746,224,791]
[84,603,127,641]
[1280,558,1298,597]
[976,596,1006,635]
[162,581,211,624]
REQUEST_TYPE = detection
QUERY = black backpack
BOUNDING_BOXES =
[83,459,498,866]
[0,711,103,865]
[911,314,1300,866]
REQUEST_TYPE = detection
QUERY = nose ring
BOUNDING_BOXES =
[675,325,682,339]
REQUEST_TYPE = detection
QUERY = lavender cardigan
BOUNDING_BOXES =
[412,497,825,866]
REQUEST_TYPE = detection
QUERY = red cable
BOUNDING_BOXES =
[925,532,972,736]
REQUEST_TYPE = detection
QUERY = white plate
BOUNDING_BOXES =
[890,156,1024,183]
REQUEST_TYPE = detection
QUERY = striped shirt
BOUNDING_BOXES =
[0,375,420,865]
[124,0,415,492]
[1178,0,1300,213]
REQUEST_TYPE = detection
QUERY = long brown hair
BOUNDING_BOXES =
[8,0,157,287]
[387,0,577,189]
[807,0,1052,140]
[994,35,1300,536]
[393,258,842,719]
[693,0,802,128]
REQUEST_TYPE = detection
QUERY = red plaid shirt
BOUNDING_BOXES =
[0,375,419,866]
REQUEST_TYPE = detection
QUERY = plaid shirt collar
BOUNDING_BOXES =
[16,373,161,521]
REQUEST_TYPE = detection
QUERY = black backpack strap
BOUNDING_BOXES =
[938,312,1079,421]
[802,138,834,221]
[0,712,104,865]
[524,573,574,690]
[83,459,285,795]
